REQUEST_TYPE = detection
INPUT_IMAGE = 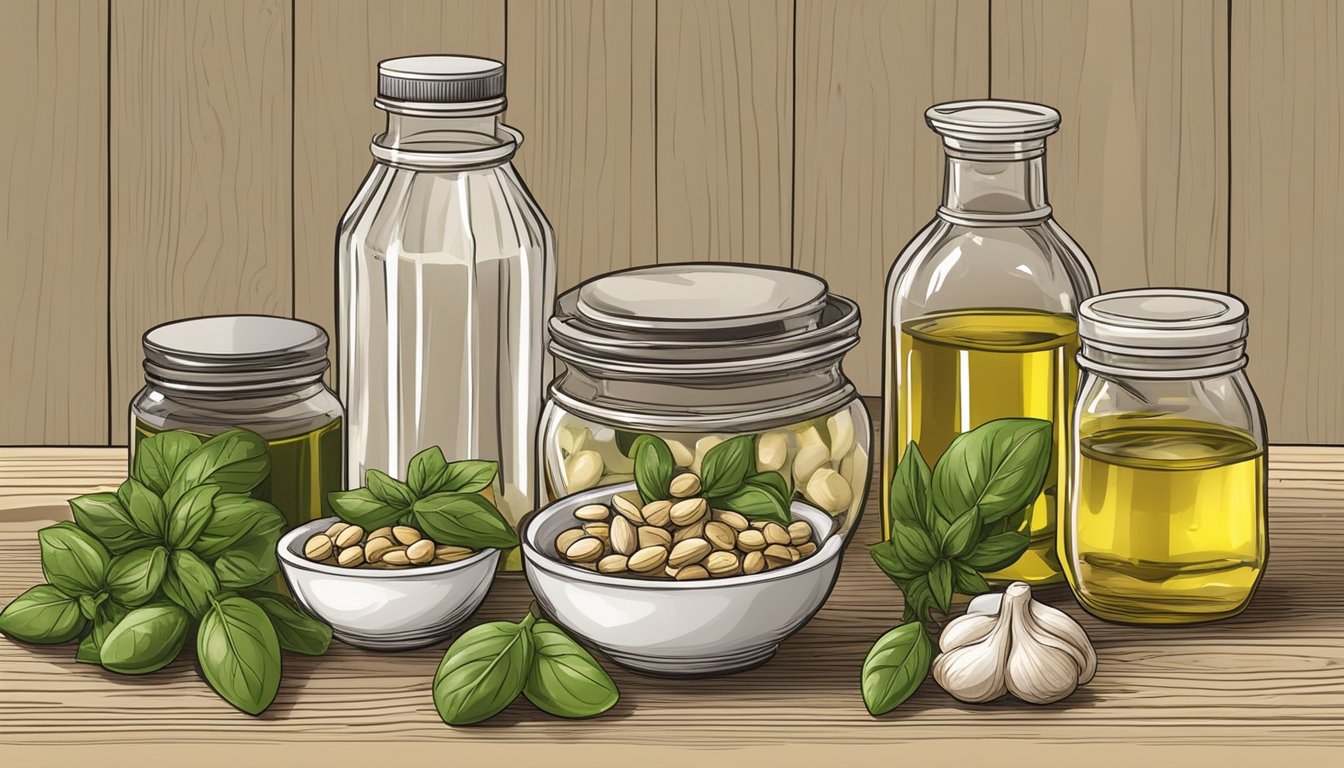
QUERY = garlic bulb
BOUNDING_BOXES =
[932,582,1096,705]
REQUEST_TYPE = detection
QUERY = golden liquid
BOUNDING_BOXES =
[1066,419,1266,624]
[885,309,1078,584]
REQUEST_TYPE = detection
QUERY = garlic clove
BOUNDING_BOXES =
[965,592,1002,616]
[937,613,997,653]
[1004,630,1081,705]
[932,604,1013,703]
[1029,600,1098,684]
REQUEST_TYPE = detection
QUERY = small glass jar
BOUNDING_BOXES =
[1065,290,1268,624]
[542,264,871,538]
[130,315,345,531]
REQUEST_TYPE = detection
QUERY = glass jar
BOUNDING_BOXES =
[882,101,1099,584]
[542,264,871,538]
[338,55,555,544]
[1066,289,1268,624]
[130,315,344,531]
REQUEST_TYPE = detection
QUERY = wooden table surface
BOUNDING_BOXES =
[1,444,1342,766]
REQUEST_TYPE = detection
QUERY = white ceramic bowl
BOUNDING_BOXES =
[521,483,845,676]
[277,517,500,651]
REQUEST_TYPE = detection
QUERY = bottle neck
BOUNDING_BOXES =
[372,110,517,170]
[940,154,1049,223]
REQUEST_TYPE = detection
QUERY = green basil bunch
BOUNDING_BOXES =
[629,434,793,526]
[327,446,517,550]
[0,429,331,715]
[433,612,618,725]
[862,418,1052,716]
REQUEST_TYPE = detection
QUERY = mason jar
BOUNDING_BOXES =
[542,264,871,538]
[130,315,344,531]
[1066,289,1268,624]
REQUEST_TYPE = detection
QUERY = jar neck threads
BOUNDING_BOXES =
[1077,289,1250,379]
[939,154,1050,224]
[141,315,332,396]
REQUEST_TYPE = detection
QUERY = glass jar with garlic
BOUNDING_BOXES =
[541,264,871,538]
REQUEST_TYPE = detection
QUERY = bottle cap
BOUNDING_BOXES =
[142,315,330,392]
[376,55,506,112]
[1078,289,1249,377]
[926,100,1060,158]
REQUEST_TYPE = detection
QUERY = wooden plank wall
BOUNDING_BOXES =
[0,0,1339,445]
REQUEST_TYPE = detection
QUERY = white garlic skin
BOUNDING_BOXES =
[1003,588,1081,704]
[931,609,1012,703]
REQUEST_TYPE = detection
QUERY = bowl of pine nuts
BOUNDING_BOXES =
[277,517,500,651]
[520,481,845,677]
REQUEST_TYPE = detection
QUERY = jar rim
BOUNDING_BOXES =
[142,314,330,392]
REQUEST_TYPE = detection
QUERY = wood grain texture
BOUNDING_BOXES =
[991,0,1229,292]
[656,0,793,265]
[110,0,293,443]
[1,406,1341,756]
[794,0,989,393]
[507,0,657,291]
[292,0,505,378]
[1231,0,1344,444]
[0,0,108,445]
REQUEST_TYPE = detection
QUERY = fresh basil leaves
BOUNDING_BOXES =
[861,622,934,716]
[627,433,793,524]
[197,595,283,715]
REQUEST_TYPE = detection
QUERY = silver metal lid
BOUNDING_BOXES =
[376,55,505,112]
[1078,289,1249,377]
[926,100,1061,142]
[142,315,330,392]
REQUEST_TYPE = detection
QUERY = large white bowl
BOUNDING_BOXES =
[277,517,500,651]
[521,483,845,676]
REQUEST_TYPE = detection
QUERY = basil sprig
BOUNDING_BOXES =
[630,434,792,526]
[862,418,1051,716]
[327,446,516,550]
[0,428,332,716]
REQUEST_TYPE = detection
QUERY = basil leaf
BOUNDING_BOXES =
[861,622,933,715]
[106,546,168,607]
[167,484,219,549]
[713,483,790,527]
[213,522,283,590]
[951,560,990,596]
[78,592,106,620]
[0,584,86,644]
[890,518,938,573]
[327,487,404,531]
[164,429,270,508]
[197,596,282,714]
[39,522,110,596]
[631,435,675,504]
[614,429,640,457]
[76,600,130,664]
[100,602,190,675]
[963,531,1031,572]
[869,540,922,583]
[744,470,790,502]
[940,508,981,558]
[901,575,934,625]
[406,446,450,496]
[248,592,331,656]
[133,431,203,495]
[412,492,519,549]
[164,550,220,617]
[433,620,534,725]
[439,461,499,494]
[698,435,754,498]
[69,492,157,554]
[931,418,1052,524]
[192,494,285,561]
[365,468,416,508]
[928,560,953,613]
[889,441,934,529]
[523,618,618,718]
[119,478,167,540]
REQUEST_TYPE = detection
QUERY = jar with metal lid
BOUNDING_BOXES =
[542,264,870,537]
[1066,289,1267,624]
[130,315,344,531]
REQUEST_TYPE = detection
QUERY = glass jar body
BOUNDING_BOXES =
[129,382,344,531]
[1065,368,1268,624]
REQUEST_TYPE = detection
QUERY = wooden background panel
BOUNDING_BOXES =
[110,0,293,443]
[0,0,108,445]
[794,0,989,394]
[507,0,658,292]
[293,0,505,380]
[1231,0,1344,444]
[656,0,793,265]
[991,0,1229,292]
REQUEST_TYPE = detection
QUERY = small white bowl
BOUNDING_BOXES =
[521,483,846,676]
[277,517,500,651]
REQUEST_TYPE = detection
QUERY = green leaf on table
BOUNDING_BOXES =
[78,592,107,621]
[76,600,130,664]
[744,471,790,504]
[931,418,1052,524]
[438,461,499,494]
[167,484,219,549]
[327,487,404,531]
[963,531,1031,572]
[411,492,518,550]
[901,575,934,625]
[164,429,270,508]
[69,492,157,554]
[631,435,675,504]
[940,508,981,558]
[889,442,934,529]
[869,540,923,584]
[407,446,451,496]
[861,622,934,716]
[951,560,991,596]
[928,560,953,613]
[39,522,110,597]
[106,545,168,607]
[366,468,416,509]
[523,618,618,718]
[133,431,203,495]
[248,592,331,656]
[163,549,220,617]
[698,435,754,498]
[119,478,167,541]
[889,518,938,574]
[100,602,190,675]
[0,584,86,644]
[713,483,790,527]
[191,494,285,561]
[213,523,283,590]
[433,620,534,725]
[197,596,282,715]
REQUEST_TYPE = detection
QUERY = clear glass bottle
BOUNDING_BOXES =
[1067,289,1267,624]
[338,55,556,556]
[882,101,1099,584]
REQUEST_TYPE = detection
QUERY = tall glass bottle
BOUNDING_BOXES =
[882,101,1098,584]
[338,55,556,561]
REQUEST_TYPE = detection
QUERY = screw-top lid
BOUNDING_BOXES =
[376,55,505,111]
[142,315,330,392]
[1078,289,1249,376]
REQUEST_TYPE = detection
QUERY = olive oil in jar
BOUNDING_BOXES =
[1070,419,1265,624]
[887,309,1078,584]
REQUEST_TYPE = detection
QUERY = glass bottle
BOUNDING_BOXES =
[1067,289,1267,624]
[882,101,1098,584]
[338,55,556,560]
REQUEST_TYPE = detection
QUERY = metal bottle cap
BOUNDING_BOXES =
[376,55,506,113]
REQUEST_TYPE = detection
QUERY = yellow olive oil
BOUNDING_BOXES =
[1067,419,1265,624]
[885,309,1078,584]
